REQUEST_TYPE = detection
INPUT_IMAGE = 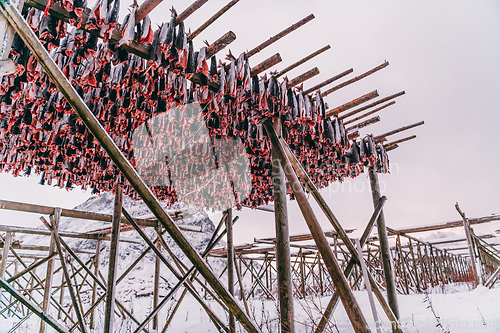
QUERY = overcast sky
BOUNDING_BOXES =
[1,0,499,248]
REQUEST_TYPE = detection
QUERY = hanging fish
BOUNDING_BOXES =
[196,47,209,77]
[101,0,120,41]
[174,22,188,69]
[162,8,177,58]
[236,52,245,81]
[117,1,137,46]
[227,57,236,98]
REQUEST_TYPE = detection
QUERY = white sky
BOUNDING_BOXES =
[1,0,499,248]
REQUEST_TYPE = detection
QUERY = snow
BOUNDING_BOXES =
[2,194,499,333]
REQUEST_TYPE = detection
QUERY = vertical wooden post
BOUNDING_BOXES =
[300,249,306,298]
[272,118,294,333]
[225,208,235,333]
[40,219,56,333]
[355,239,381,333]
[396,236,409,295]
[0,232,11,278]
[368,168,399,320]
[90,239,102,330]
[153,225,161,331]
[407,239,421,292]
[104,185,123,333]
[455,203,480,286]
[263,120,371,333]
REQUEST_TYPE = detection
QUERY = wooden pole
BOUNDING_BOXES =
[280,139,401,332]
[206,31,236,58]
[43,210,87,333]
[383,135,416,148]
[276,45,330,79]
[0,4,259,331]
[0,232,11,278]
[104,185,123,333]
[226,208,235,333]
[246,14,315,58]
[326,90,379,118]
[374,121,424,143]
[343,101,395,126]
[175,0,209,24]
[407,239,421,292]
[346,116,380,132]
[188,0,240,41]
[355,239,382,333]
[303,68,353,95]
[396,235,409,295]
[90,239,101,330]
[39,221,56,333]
[250,53,282,77]
[0,277,69,333]
[153,225,161,331]
[455,203,480,286]
[339,91,405,121]
[287,67,320,89]
[272,119,294,333]
[368,168,400,321]
[321,61,389,97]
[262,120,371,333]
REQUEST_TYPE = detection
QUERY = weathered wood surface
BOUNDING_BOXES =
[383,135,416,148]
[374,121,424,143]
[188,0,240,41]
[250,53,282,77]
[343,101,395,126]
[346,116,380,132]
[287,67,320,89]
[245,14,314,58]
[326,90,379,118]
[339,91,405,120]
[321,61,389,97]
[276,45,330,79]
[303,68,353,95]
[263,120,371,333]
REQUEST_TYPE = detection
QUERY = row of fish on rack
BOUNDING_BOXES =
[0,3,389,209]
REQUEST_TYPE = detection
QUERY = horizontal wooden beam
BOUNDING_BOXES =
[321,61,389,97]
[383,135,416,148]
[339,91,405,121]
[287,67,319,89]
[0,199,187,227]
[250,53,282,77]
[188,0,240,41]
[390,215,500,235]
[303,68,353,95]
[0,224,140,243]
[245,14,314,59]
[275,45,330,79]
[374,121,424,143]
[345,116,380,132]
[343,101,395,126]
[326,90,378,118]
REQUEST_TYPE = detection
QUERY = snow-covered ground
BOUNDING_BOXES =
[1,283,499,332]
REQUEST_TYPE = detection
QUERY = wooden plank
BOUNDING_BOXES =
[226,209,235,333]
[345,116,380,132]
[188,0,240,41]
[175,0,209,25]
[135,0,163,25]
[0,2,258,331]
[272,119,294,333]
[0,231,11,278]
[276,45,330,79]
[368,169,399,319]
[104,185,123,333]
[343,101,395,126]
[383,135,416,148]
[286,67,319,89]
[39,217,57,333]
[455,203,480,286]
[321,61,389,97]
[326,90,379,118]
[206,31,236,58]
[250,53,282,77]
[374,121,424,143]
[303,68,353,95]
[246,14,314,58]
[0,277,70,333]
[262,120,371,333]
[339,91,405,121]
[90,239,101,331]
